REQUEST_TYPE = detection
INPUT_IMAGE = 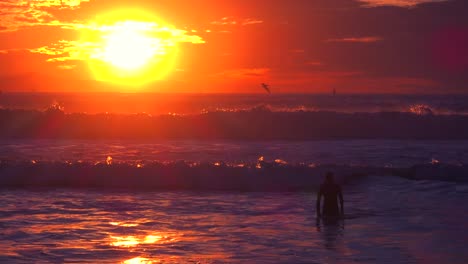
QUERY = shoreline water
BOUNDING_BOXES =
[1,176,467,263]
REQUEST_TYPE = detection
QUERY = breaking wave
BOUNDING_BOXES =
[0,160,467,191]
[1,107,468,140]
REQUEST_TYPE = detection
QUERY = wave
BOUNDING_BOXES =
[1,160,466,191]
[203,103,454,115]
[1,107,468,140]
[3,93,468,115]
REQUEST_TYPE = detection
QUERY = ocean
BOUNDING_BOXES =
[2,92,468,115]
[1,93,467,263]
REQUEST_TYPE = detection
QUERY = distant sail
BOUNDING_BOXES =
[261,83,271,94]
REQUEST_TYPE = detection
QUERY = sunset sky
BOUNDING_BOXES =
[1,0,467,93]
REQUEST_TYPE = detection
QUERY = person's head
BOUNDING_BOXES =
[324,172,335,184]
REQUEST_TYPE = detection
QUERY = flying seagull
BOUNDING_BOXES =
[261,83,271,94]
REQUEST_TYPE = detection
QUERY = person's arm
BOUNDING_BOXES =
[316,188,322,217]
[338,186,344,216]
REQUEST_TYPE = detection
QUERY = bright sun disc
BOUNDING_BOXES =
[101,28,157,70]
[83,10,179,88]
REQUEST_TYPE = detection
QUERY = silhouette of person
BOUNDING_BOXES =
[316,172,344,218]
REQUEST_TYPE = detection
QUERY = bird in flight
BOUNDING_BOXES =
[261,83,271,94]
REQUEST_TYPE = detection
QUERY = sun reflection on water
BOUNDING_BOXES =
[109,221,139,227]
[122,257,153,264]
[111,236,140,247]
[110,233,177,247]
[143,235,162,243]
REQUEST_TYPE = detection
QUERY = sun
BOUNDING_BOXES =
[83,10,179,87]
[101,26,158,71]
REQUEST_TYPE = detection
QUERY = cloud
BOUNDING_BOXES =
[242,19,263,26]
[21,0,89,8]
[2,0,89,9]
[326,36,383,43]
[57,64,76,70]
[0,0,89,31]
[357,0,448,8]
[29,40,94,62]
[216,68,270,78]
[211,17,237,25]
[29,21,205,65]
[211,17,263,26]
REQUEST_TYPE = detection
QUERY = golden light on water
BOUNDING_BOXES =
[122,257,153,264]
[143,235,162,244]
[109,232,177,248]
[111,236,141,247]
[109,221,139,227]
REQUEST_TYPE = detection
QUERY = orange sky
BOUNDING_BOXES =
[0,0,467,93]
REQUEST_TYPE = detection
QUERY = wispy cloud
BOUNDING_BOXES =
[357,0,448,8]
[13,0,89,8]
[29,21,204,65]
[0,0,89,31]
[211,17,263,26]
[242,18,263,26]
[0,0,89,10]
[29,40,96,62]
[326,36,383,43]
[0,2,206,69]
[57,64,76,70]
[211,17,237,25]
[216,68,270,78]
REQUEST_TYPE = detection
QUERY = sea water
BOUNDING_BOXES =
[1,176,467,263]
[1,93,468,263]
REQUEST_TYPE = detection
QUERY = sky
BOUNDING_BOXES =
[0,0,467,93]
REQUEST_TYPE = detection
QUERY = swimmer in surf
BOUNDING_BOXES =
[316,172,344,218]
